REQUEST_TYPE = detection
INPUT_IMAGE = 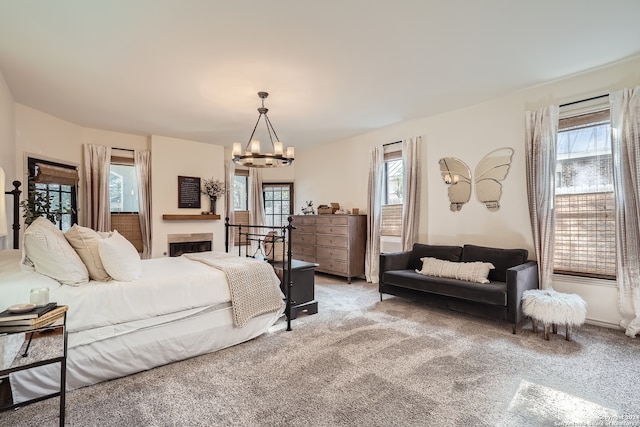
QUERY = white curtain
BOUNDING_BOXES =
[401,136,420,251]
[524,106,559,290]
[249,168,265,226]
[83,144,112,232]
[135,150,152,259]
[365,145,384,283]
[225,160,236,248]
[610,86,640,337]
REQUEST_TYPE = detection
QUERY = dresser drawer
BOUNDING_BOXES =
[316,246,348,261]
[316,224,348,235]
[316,216,348,226]
[316,234,348,248]
[317,258,349,275]
[292,233,317,245]
[291,216,316,226]
[292,254,317,264]
[292,245,316,257]
[295,224,316,234]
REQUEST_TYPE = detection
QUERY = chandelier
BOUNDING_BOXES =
[231,91,294,168]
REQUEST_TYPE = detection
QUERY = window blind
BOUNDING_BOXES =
[554,109,615,279]
[380,204,402,236]
[34,163,79,186]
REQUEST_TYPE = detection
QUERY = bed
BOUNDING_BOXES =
[0,182,291,404]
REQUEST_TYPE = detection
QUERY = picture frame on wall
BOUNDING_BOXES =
[178,176,201,208]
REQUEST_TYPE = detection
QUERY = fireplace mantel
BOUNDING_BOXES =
[162,214,221,221]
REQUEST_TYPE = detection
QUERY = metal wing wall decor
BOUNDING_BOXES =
[438,148,514,212]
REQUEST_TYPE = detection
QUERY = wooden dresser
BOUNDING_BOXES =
[290,214,367,283]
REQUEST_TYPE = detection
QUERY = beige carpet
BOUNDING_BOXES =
[2,274,640,427]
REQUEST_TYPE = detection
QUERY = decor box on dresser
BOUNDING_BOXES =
[290,214,366,283]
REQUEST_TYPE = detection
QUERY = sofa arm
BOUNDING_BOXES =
[506,261,539,333]
[379,251,412,284]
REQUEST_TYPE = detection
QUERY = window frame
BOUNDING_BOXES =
[109,156,140,214]
[381,148,403,237]
[262,182,294,228]
[27,157,79,231]
[553,107,616,280]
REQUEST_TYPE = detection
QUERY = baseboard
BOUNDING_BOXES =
[585,318,623,330]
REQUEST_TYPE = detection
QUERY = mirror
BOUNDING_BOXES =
[438,157,471,212]
[474,148,514,212]
[438,148,514,212]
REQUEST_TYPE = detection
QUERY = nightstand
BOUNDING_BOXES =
[0,309,68,427]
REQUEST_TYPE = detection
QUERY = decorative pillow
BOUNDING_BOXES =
[65,224,112,282]
[98,230,141,282]
[416,257,495,284]
[23,217,89,286]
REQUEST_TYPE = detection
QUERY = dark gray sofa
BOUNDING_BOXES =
[379,243,539,333]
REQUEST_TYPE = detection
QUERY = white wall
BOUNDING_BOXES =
[151,135,226,257]
[0,69,15,249]
[294,55,640,328]
[14,104,149,225]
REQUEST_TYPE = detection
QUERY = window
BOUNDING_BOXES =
[554,109,615,279]
[233,170,250,245]
[110,151,139,213]
[109,151,142,252]
[263,183,293,227]
[26,157,78,232]
[234,172,248,211]
[381,151,403,237]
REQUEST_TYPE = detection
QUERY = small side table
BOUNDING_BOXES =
[272,259,319,319]
[0,308,68,426]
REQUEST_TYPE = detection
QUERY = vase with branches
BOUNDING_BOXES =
[201,178,226,215]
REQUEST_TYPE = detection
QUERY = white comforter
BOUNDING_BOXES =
[0,251,239,333]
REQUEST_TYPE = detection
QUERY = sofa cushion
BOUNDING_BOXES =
[417,257,495,284]
[383,270,507,306]
[408,243,463,271]
[461,244,528,283]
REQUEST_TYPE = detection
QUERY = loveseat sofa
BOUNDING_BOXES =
[379,243,539,333]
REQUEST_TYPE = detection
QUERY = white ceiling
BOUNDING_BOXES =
[1,1,640,151]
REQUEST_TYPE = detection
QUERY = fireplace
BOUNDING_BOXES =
[167,233,213,257]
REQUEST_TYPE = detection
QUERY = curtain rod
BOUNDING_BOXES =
[559,94,608,108]
[383,141,401,146]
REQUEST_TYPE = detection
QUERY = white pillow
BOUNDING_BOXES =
[417,257,495,284]
[98,230,141,282]
[65,224,112,282]
[23,217,89,286]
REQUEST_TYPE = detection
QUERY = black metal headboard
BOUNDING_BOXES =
[4,180,21,249]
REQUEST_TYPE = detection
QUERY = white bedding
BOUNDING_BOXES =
[0,248,286,403]
[51,255,233,333]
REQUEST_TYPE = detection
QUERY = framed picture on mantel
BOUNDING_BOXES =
[178,176,201,208]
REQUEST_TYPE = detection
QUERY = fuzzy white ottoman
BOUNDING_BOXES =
[521,289,587,341]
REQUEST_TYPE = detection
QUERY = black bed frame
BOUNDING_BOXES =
[224,216,295,331]
[4,180,21,249]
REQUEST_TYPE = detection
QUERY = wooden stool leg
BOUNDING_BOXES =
[543,324,550,340]
[552,324,558,334]
[532,318,538,333]
[566,325,572,341]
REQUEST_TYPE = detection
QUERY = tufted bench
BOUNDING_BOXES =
[521,289,587,341]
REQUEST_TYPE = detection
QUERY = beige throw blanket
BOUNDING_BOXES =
[184,252,283,327]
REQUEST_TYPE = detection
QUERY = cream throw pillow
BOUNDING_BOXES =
[417,257,495,284]
[98,230,141,282]
[23,217,89,286]
[65,224,111,282]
